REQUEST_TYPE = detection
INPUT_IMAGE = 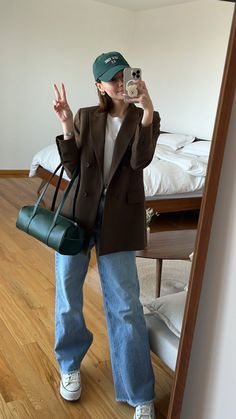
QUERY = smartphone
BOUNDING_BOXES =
[123,67,142,102]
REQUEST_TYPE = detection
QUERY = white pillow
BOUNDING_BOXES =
[180,140,211,156]
[144,291,187,338]
[157,133,195,151]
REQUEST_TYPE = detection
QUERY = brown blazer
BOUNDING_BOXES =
[56,104,160,255]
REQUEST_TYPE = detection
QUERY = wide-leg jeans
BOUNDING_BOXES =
[54,200,155,407]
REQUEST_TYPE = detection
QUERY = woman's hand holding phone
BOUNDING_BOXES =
[133,80,154,126]
[123,68,154,126]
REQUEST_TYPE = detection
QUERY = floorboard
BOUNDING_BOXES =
[0,178,174,418]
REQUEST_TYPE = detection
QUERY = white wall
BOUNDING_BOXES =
[181,93,236,419]
[1,0,134,169]
[133,0,233,138]
[1,0,233,169]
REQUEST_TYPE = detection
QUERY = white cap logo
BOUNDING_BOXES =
[104,55,119,65]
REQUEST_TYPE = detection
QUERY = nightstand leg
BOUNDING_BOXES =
[155,259,163,298]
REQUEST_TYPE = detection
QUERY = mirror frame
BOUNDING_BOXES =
[167,6,236,418]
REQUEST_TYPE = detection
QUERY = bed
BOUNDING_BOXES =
[144,290,187,370]
[29,133,211,213]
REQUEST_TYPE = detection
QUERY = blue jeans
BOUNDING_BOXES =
[54,197,155,406]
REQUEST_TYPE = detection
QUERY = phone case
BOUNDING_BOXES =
[123,67,142,101]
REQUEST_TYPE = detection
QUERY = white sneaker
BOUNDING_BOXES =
[134,402,156,419]
[60,370,81,401]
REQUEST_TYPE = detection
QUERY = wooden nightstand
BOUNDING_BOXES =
[136,212,198,297]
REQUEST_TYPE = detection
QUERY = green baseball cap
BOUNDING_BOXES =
[93,51,130,82]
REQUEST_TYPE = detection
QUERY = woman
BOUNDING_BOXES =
[53,51,160,419]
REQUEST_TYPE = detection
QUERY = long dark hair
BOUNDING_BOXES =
[96,79,113,112]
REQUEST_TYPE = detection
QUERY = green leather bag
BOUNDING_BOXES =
[16,164,86,255]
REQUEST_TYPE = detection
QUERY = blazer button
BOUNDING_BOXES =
[85,162,90,168]
[82,192,88,198]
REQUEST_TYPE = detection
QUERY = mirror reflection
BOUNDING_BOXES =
[1,0,234,418]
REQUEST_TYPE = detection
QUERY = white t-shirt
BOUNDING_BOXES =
[103,114,123,187]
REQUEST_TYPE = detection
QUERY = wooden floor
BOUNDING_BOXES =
[0,177,174,419]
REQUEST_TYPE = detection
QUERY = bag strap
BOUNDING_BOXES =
[72,171,80,220]
[34,163,64,208]
[44,166,81,241]
[51,167,80,222]
[30,163,80,223]
[50,165,65,211]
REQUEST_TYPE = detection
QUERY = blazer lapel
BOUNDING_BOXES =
[107,104,141,185]
[90,110,107,175]
[89,105,141,185]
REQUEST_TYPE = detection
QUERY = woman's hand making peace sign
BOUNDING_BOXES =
[53,83,74,133]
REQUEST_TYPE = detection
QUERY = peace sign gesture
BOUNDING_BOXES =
[53,83,73,124]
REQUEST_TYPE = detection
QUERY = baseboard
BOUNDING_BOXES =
[0,170,29,178]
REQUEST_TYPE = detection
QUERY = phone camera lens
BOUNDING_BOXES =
[136,69,140,74]
[132,72,136,77]
[136,74,140,78]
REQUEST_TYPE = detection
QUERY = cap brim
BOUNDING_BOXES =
[99,64,130,82]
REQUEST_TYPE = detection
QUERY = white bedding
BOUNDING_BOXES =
[155,144,207,176]
[29,142,208,198]
[145,313,179,370]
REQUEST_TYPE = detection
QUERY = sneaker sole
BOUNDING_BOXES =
[60,381,82,401]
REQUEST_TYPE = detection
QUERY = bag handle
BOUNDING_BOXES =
[50,164,65,211]
[33,163,64,211]
[46,167,81,241]
[26,164,80,232]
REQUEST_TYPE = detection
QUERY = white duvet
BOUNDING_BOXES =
[29,142,208,198]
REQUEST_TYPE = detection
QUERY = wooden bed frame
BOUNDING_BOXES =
[36,165,202,213]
